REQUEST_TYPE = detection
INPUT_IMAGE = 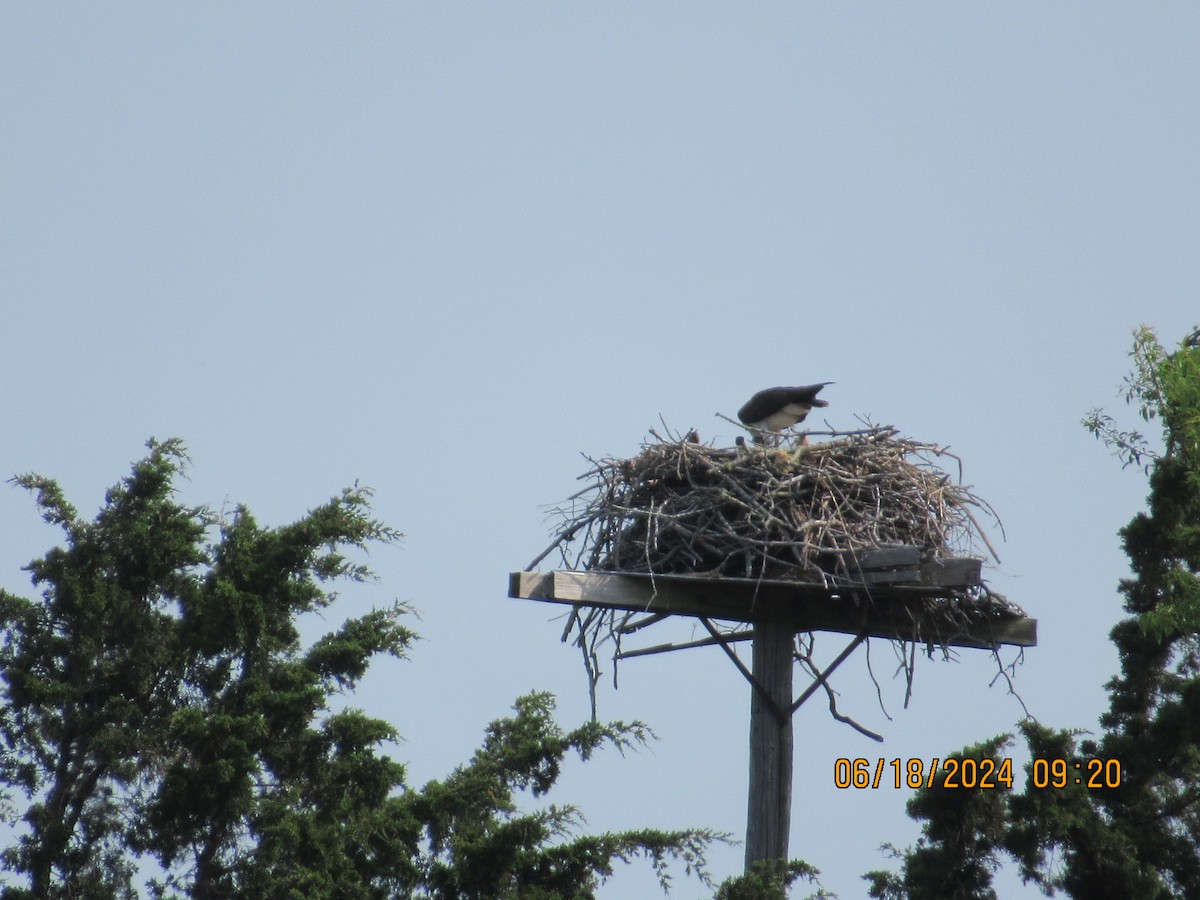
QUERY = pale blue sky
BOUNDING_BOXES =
[3,5,1198,897]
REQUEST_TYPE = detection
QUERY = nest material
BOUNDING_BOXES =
[539,426,1027,721]
[550,426,1003,587]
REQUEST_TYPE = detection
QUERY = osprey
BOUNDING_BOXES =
[737,383,832,443]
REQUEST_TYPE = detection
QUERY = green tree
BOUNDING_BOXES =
[0,439,210,898]
[865,738,1013,900]
[400,691,723,899]
[0,439,726,898]
[712,858,829,900]
[867,326,1200,898]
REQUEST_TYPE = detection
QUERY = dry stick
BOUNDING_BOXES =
[989,648,1032,719]
[526,529,575,571]
[903,640,918,709]
[560,607,580,643]
[821,678,885,743]
[618,612,671,634]
[790,632,868,715]
[802,426,897,439]
[863,638,893,722]
[789,631,885,741]
[579,629,600,721]
[963,504,1003,564]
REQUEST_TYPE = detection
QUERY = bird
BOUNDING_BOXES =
[737,383,832,444]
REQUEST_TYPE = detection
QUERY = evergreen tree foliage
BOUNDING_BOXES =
[867,326,1200,898]
[864,738,1012,900]
[712,858,829,900]
[0,440,726,898]
[398,692,724,899]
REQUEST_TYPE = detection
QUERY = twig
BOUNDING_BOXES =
[526,530,573,571]
[989,648,1032,719]
[821,678,884,742]
[864,638,893,722]
[963,505,1002,565]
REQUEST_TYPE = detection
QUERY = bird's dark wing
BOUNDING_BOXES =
[737,383,832,425]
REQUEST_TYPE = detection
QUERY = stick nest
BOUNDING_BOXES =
[546,426,1007,593]
[535,426,1029,722]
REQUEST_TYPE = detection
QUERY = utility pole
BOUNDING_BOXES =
[745,619,794,868]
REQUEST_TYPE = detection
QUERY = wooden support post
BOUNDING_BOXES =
[745,619,794,871]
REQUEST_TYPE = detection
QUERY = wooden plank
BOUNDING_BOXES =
[745,621,793,870]
[847,569,921,585]
[616,631,755,659]
[513,570,556,600]
[920,556,982,588]
[836,557,982,587]
[840,549,983,588]
[851,545,921,570]
[508,570,1037,649]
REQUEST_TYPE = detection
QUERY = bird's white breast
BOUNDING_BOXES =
[756,403,812,431]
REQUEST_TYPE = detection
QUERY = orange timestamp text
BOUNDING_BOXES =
[1030,757,1122,789]
[834,757,1014,790]
[834,757,1124,790]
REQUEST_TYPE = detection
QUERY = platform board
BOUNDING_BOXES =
[509,569,1036,650]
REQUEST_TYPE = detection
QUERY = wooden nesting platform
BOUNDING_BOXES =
[510,545,1035,872]
[509,551,1036,651]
